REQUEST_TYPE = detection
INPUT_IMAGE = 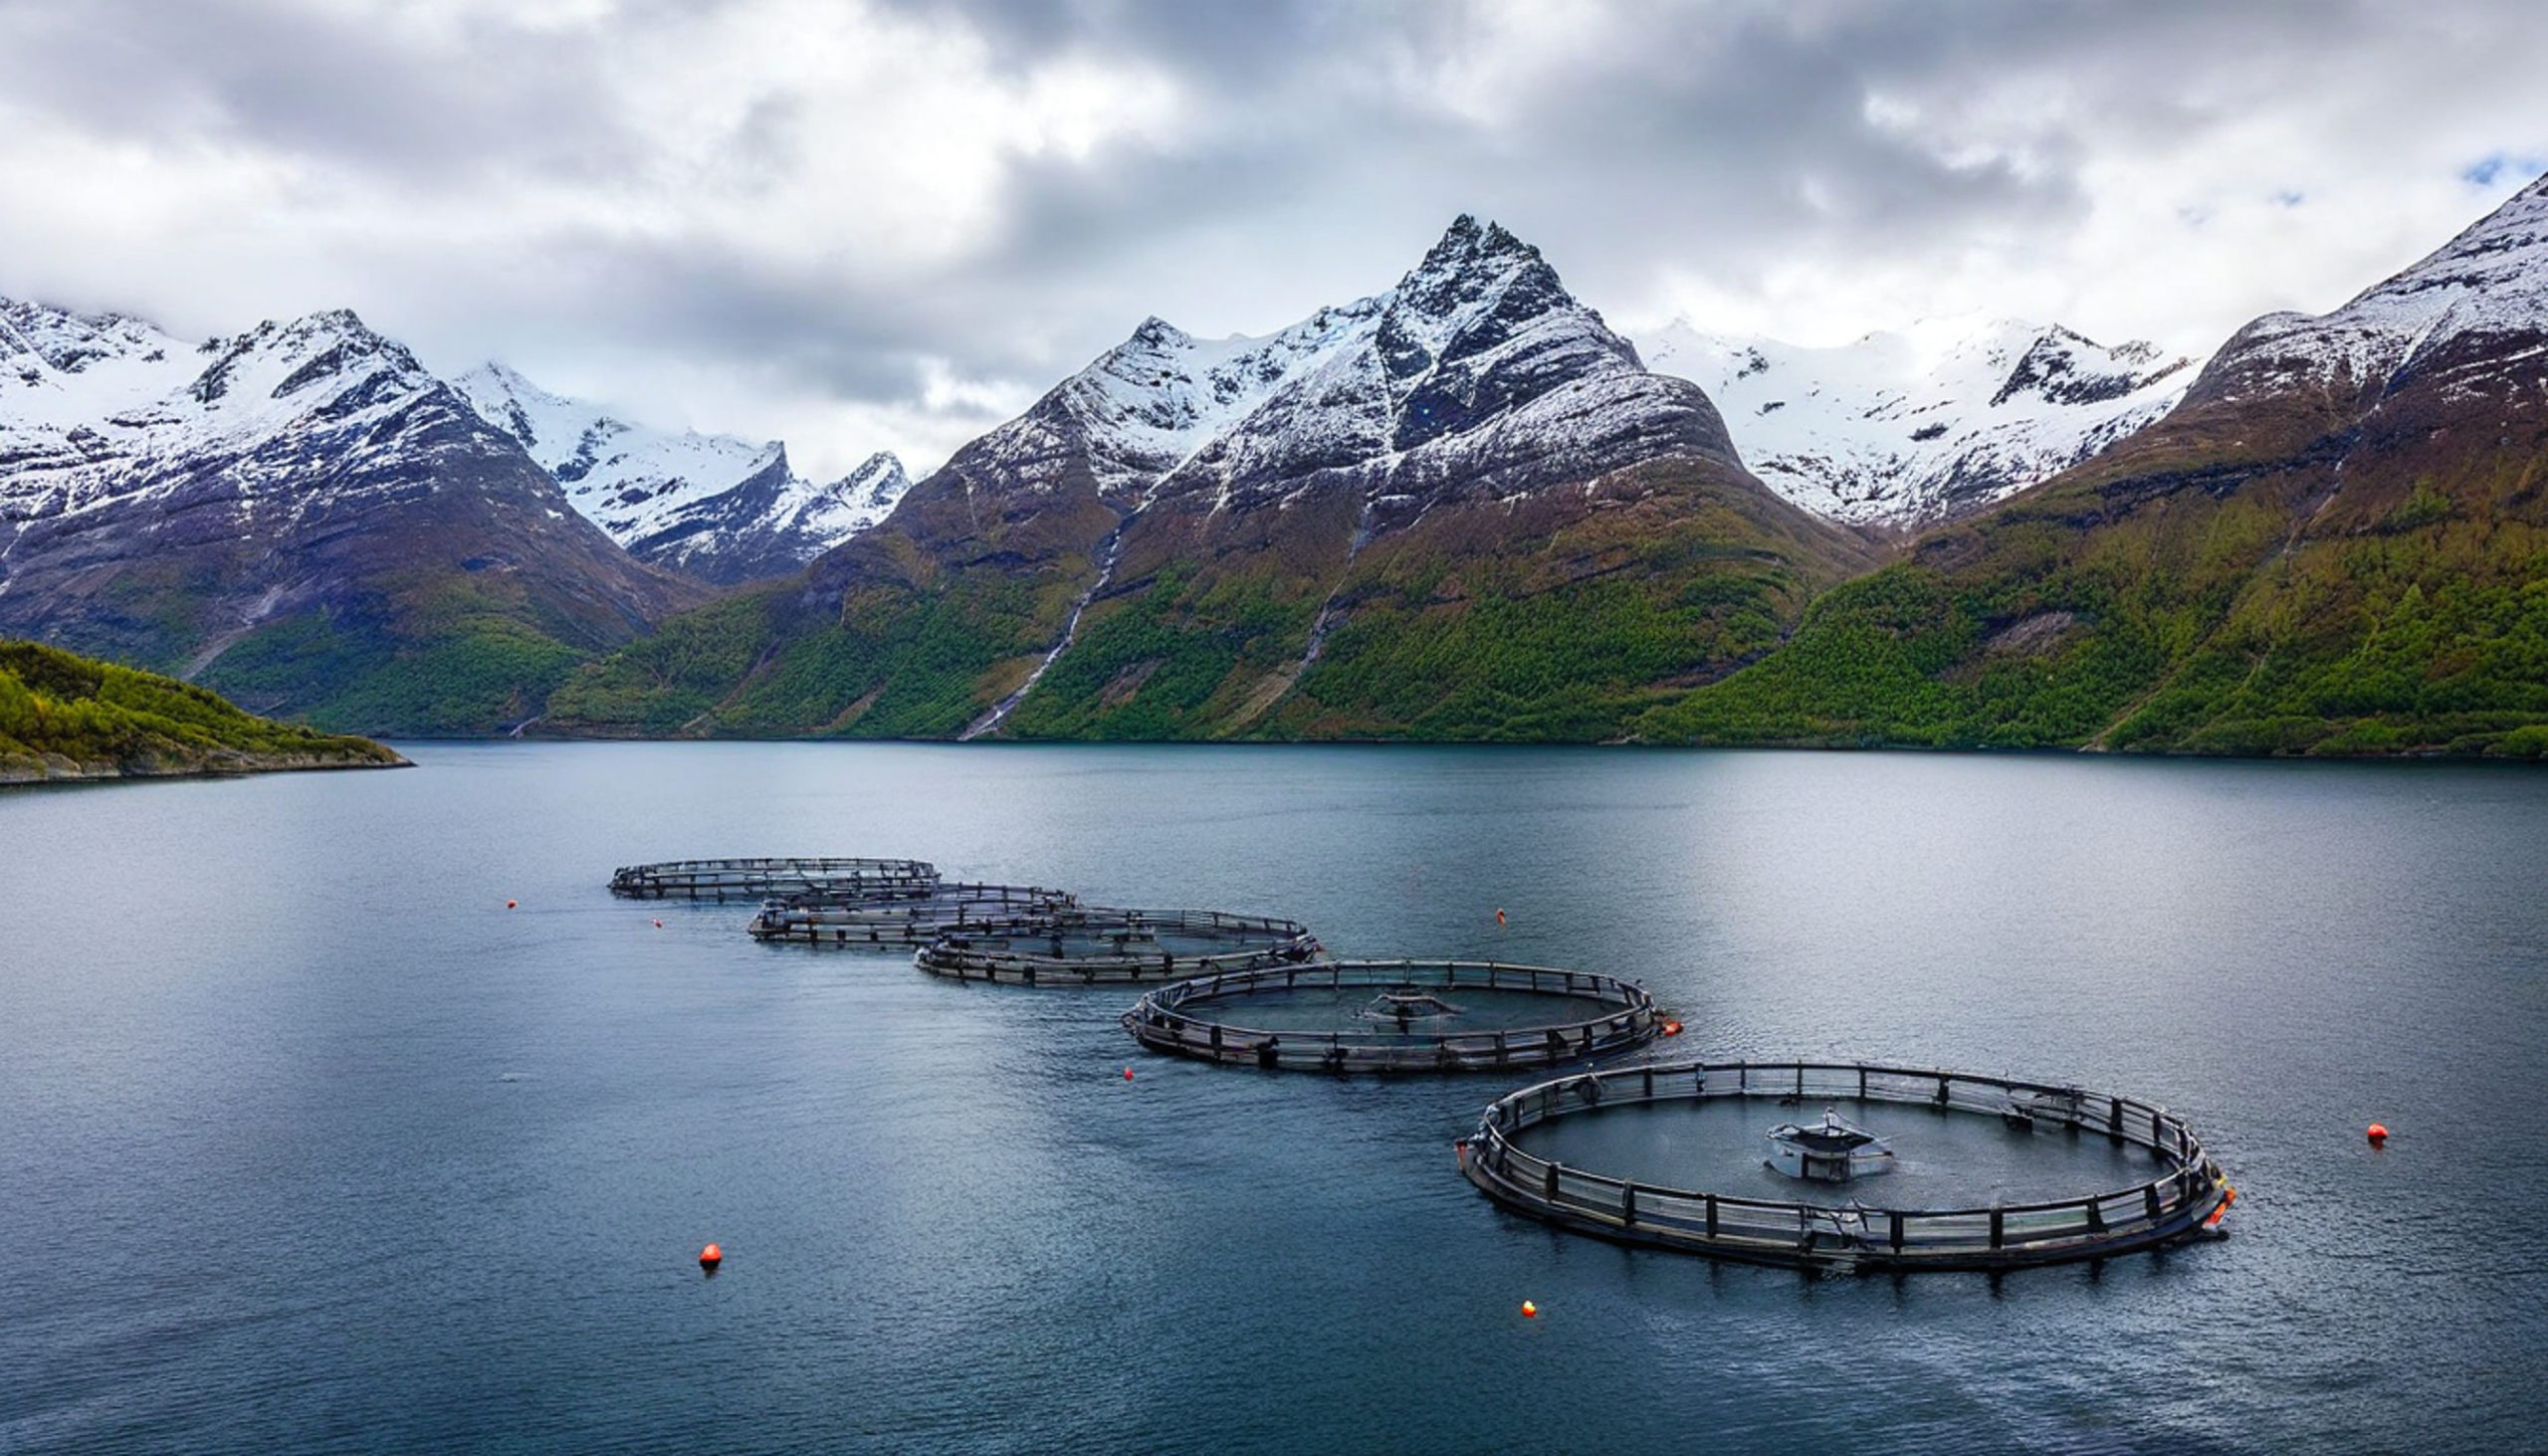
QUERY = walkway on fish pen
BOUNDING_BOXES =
[608,857,939,902]
[747,884,1078,945]
[1457,1060,2232,1273]
[915,909,1324,984]
[1122,960,1661,1072]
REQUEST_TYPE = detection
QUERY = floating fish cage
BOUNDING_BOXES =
[608,857,940,902]
[1458,1061,2232,1273]
[746,884,1080,945]
[1122,960,1661,1073]
[914,909,1324,985]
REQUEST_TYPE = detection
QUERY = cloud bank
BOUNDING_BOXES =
[1,0,2541,479]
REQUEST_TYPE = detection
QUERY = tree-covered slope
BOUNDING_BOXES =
[1642,175,2548,757]
[0,640,405,782]
[1004,453,1871,740]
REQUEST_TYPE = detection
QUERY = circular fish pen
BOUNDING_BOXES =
[1122,960,1660,1073]
[1458,1060,2233,1273]
[609,857,939,902]
[747,884,1079,945]
[915,909,1323,985]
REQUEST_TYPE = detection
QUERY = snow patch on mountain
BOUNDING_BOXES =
[1639,318,2195,525]
[2211,170,2548,400]
[941,215,1736,539]
[454,361,907,582]
[0,302,454,539]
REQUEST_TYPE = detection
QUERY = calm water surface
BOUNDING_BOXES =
[2,743,2544,1454]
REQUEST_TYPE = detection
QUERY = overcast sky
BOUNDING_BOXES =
[2,0,2543,481]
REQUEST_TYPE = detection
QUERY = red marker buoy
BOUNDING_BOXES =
[699,1242,722,1270]
[1520,1300,1538,1319]
[2368,1123,2389,1146]
[652,919,664,929]
[1123,1067,1135,1081]
[1661,1020,1683,1037]
[1495,909,1507,926]
[506,901,518,910]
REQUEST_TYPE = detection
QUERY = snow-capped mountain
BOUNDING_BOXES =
[921,215,1740,530]
[632,215,1864,740]
[455,362,908,584]
[1143,216,1743,529]
[2204,170,2548,403]
[1680,172,2548,757]
[1638,319,2197,526]
[0,299,699,728]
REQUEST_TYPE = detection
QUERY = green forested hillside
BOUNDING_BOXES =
[0,640,405,782]
[1640,363,2548,756]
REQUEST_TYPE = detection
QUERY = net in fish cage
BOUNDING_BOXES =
[747,883,1079,945]
[608,857,939,902]
[1122,960,1659,1073]
[915,907,1323,984]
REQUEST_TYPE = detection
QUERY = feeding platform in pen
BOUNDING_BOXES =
[1122,960,1660,1073]
[746,884,1080,945]
[915,908,1323,984]
[608,857,939,902]
[1458,1060,2233,1273]
[1766,1108,1896,1182]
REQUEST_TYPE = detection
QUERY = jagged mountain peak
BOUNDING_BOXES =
[1408,213,1544,278]
[922,214,1709,525]
[0,298,178,376]
[1989,324,2190,409]
[840,451,908,496]
[1383,214,1588,371]
[1125,315,1191,349]
[450,360,886,582]
[187,308,433,411]
[1639,315,2195,525]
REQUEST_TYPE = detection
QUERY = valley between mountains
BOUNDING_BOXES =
[7,174,2548,755]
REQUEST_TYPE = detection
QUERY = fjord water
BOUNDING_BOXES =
[2,745,2543,1454]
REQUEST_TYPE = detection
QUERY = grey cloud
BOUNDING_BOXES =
[0,0,2542,475]
[0,0,635,182]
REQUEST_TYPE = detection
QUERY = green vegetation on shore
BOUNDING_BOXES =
[0,640,406,783]
[1639,418,2548,757]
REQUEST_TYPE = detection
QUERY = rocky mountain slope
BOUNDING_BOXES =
[1646,172,2548,756]
[1638,319,2195,527]
[454,362,909,584]
[0,302,704,732]
[547,217,1874,739]
[0,638,403,782]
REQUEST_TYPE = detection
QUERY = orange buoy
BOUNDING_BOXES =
[1520,1300,1538,1319]
[2368,1123,2389,1145]
[1495,909,1507,926]
[698,1243,722,1269]
[506,901,518,910]
[1661,1020,1683,1037]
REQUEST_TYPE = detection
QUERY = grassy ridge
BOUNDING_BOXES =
[0,640,405,782]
